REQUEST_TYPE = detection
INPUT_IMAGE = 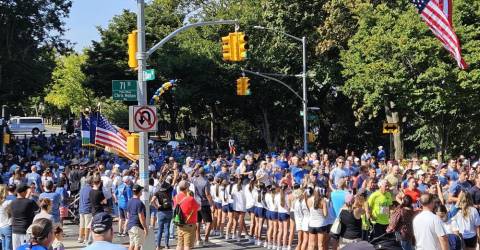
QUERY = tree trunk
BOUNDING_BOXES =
[261,108,274,151]
[385,101,404,160]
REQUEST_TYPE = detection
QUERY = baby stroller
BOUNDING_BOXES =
[66,193,80,224]
[369,232,403,250]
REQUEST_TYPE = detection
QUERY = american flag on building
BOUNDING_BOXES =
[411,0,468,69]
[95,114,129,155]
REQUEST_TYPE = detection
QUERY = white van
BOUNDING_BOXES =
[8,116,46,134]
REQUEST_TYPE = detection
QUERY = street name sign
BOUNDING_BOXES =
[112,80,137,101]
[383,122,399,134]
[129,105,158,132]
[143,69,155,81]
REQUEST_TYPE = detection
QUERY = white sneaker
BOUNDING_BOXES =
[264,242,269,248]
[256,240,262,246]
[236,234,241,242]
[287,246,292,250]
[225,234,229,240]
[231,234,236,240]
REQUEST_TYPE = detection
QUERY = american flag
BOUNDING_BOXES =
[433,0,452,24]
[411,0,468,69]
[95,115,128,155]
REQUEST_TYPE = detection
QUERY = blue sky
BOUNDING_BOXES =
[64,0,136,51]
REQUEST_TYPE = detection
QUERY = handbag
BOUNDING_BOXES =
[330,208,343,234]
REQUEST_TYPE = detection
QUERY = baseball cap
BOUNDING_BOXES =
[16,183,29,193]
[91,212,113,234]
[132,184,144,192]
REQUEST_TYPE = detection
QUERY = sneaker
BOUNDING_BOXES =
[225,234,229,240]
[231,234,236,240]
[77,238,83,243]
[264,242,268,248]
[245,235,250,241]
[287,246,292,250]
[196,240,204,247]
[236,234,241,242]
[256,240,261,246]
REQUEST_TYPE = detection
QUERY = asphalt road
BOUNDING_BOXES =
[62,220,269,250]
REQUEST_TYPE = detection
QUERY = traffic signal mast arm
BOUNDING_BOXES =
[242,69,305,104]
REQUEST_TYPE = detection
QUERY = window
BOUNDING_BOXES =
[19,119,42,124]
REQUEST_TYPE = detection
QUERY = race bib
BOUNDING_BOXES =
[380,206,389,215]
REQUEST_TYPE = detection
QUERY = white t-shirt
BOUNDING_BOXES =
[413,210,447,250]
[452,206,480,239]
[244,185,255,209]
[0,200,12,228]
[231,185,246,212]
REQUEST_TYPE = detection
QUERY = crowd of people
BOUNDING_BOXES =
[1,133,480,250]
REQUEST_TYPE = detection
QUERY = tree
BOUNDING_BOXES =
[340,0,480,159]
[0,0,72,106]
[45,54,95,114]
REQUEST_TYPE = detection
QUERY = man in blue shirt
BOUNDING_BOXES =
[329,157,350,189]
[448,171,472,203]
[114,176,132,237]
[126,185,147,250]
[26,165,42,193]
[83,212,127,250]
[39,180,61,224]
[78,177,93,244]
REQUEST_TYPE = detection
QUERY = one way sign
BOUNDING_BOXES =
[129,105,158,132]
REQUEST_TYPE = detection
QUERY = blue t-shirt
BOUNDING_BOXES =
[39,191,61,223]
[449,181,472,197]
[447,169,459,182]
[26,172,42,193]
[115,183,133,209]
[291,166,307,184]
[17,244,48,250]
[82,241,127,250]
[55,187,69,206]
[79,185,92,214]
[126,198,145,230]
[331,189,348,218]
[330,167,350,189]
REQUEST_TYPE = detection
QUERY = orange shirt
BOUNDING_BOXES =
[174,192,200,224]
[404,188,421,203]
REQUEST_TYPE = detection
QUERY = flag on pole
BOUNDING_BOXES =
[94,114,137,161]
[80,113,90,145]
[411,0,468,69]
[433,0,452,24]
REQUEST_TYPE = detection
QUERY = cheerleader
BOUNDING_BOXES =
[211,177,222,236]
[244,174,256,244]
[307,187,328,250]
[293,186,310,250]
[288,185,301,250]
[265,184,279,249]
[301,186,313,250]
[276,182,290,250]
[223,176,235,240]
[253,182,267,246]
[218,178,229,238]
[231,175,247,242]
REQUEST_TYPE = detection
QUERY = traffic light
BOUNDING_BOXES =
[222,34,233,61]
[127,30,138,69]
[236,32,249,61]
[127,133,139,155]
[236,77,251,96]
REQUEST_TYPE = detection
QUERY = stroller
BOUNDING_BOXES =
[369,232,403,250]
[65,193,80,224]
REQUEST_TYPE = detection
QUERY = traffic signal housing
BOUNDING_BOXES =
[222,34,233,61]
[127,30,138,69]
[236,32,249,61]
[221,32,249,62]
[236,77,251,96]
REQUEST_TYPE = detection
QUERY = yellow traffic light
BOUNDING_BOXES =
[127,30,138,69]
[236,77,251,96]
[127,133,139,155]
[236,32,249,61]
[222,35,233,61]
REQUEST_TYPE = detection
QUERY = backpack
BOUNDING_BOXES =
[156,191,173,210]
[173,196,194,226]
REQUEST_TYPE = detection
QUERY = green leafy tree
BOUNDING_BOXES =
[0,0,72,106]
[45,54,95,114]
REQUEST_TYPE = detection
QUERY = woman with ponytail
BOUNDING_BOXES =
[307,187,328,250]
[265,184,279,249]
[231,174,247,242]
[253,182,267,246]
[276,181,290,250]
[244,173,256,244]
[17,218,54,250]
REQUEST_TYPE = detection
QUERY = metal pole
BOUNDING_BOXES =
[302,36,308,153]
[136,0,152,249]
[2,105,6,154]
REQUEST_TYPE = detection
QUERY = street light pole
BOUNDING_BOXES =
[135,1,152,249]
[253,26,308,152]
[302,36,308,153]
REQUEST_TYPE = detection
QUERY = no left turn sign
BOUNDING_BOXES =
[129,105,158,132]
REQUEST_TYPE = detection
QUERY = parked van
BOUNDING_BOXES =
[8,116,45,134]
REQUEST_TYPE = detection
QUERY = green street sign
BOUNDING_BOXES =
[143,69,155,81]
[112,80,137,101]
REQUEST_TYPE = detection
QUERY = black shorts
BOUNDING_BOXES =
[308,225,329,234]
[464,235,477,248]
[197,205,213,223]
